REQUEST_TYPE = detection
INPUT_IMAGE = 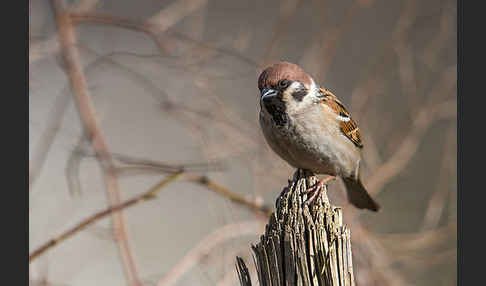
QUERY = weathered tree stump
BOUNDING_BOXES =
[236,169,355,286]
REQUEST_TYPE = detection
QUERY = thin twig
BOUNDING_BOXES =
[157,221,264,286]
[261,0,300,66]
[421,123,456,230]
[29,90,71,192]
[29,173,183,262]
[377,222,456,252]
[69,12,170,55]
[183,174,273,217]
[366,99,456,195]
[347,220,409,286]
[33,0,209,64]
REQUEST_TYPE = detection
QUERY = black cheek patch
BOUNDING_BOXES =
[292,87,307,102]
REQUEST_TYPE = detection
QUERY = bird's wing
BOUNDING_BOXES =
[319,88,363,148]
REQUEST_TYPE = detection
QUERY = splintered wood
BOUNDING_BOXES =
[236,169,355,286]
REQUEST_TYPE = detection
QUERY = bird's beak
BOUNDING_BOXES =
[261,88,278,101]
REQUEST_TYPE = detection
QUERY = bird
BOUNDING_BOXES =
[257,61,380,211]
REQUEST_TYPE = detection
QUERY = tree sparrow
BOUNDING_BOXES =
[258,62,380,211]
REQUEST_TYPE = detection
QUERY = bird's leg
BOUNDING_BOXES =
[303,176,336,205]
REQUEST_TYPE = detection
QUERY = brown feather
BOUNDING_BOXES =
[258,62,312,90]
[320,88,363,148]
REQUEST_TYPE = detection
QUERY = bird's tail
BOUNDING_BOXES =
[343,177,380,212]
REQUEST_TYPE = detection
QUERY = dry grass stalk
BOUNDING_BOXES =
[237,169,355,286]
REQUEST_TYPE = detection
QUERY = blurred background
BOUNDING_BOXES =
[29,0,457,285]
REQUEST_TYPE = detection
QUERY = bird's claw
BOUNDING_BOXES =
[303,176,336,205]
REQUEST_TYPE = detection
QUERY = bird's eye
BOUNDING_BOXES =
[278,80,290,89]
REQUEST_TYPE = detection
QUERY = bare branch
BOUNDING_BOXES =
[157,221,264,286]
[366,99,456,195]
[50,1,142,284]
[183,174,273,217]
[421,123,456,230]
[145,0,208,34]
[29,90,71,192]
[29,173,183,262]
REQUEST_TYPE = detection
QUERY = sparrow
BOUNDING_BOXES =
[258,61,380,211]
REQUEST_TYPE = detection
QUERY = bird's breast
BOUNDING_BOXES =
[259,105,360,177]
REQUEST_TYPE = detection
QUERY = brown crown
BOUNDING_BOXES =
[258,62,312,90]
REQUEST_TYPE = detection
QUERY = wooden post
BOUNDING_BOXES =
[236,169,355,286]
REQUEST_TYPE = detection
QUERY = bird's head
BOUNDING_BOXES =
[258,62,320,115]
